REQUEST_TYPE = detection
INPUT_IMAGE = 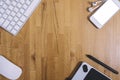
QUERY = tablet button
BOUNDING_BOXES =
[83,65,88,72]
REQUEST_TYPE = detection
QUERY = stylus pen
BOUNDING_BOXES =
[86,54,119,74]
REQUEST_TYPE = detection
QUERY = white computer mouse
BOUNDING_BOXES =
[0,55,22,80]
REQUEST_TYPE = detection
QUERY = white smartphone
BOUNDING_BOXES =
[68,62,112,80]
[89,0,120,29]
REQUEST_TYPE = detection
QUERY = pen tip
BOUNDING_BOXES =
[86,54,90,57]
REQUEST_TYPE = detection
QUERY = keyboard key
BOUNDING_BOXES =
[8,16,13,21]
[15,0,19,2]
[9,5,14,10]
[3,4,8,9]
[17,3,22,8]
[2,20,10,28]
[6,9,11,14]
[14,17,19,22]
[23,4,28,10]
[12,1,17,6]
[26,0,31,5]
[5,0,11,5]
[6,25,13,31]
[17,13,22,18]
[20,8,25,14]
[0,8,5,13]
[20,0,25,4]
[3,14,8,19]
[0,1,3,6]
[0,18,5,25]
[0,13,2,18]
[20,16,27,22]
[11,21,16,26]
[14,7,19,13]
[14,25,20,31]
[11,29,18,35]
[17,21,23,27]
[11,12,16,17]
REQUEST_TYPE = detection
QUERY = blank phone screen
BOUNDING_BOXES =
[92,0,119,26]
[84,68,111,80]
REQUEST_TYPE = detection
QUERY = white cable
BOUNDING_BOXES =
[88,0,106,12]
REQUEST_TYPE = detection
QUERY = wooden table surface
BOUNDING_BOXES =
[0,0,120,80]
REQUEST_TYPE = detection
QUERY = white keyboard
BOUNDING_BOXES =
[0,0,41,35]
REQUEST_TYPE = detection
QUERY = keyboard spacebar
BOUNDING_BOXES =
[24,0,41,17]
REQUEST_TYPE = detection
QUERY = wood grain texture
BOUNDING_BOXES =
[0,0,120,80]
